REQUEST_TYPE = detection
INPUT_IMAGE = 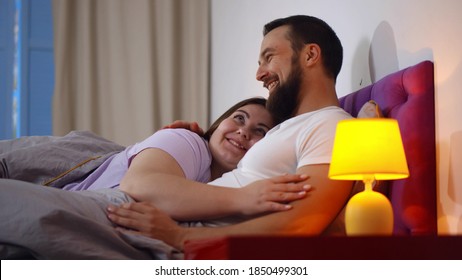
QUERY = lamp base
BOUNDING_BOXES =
[345,189,393,235]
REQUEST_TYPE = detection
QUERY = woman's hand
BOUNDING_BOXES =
[107,202,185,250]
[163,120,204,136]
[236,174,312,216]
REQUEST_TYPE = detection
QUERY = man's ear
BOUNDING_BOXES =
[303,43,321,66]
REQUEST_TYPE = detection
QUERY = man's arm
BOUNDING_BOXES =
[162,120,204,136]
[178,164,352,241]
[109,163,353,250]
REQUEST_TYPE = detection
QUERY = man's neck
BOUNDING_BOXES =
[294,82,339,116]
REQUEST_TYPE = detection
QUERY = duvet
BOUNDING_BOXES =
[0,179,183,259]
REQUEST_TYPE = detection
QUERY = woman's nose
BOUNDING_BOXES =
[237,127,250,140]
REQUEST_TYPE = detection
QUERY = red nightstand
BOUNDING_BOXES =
[184,235,462,260]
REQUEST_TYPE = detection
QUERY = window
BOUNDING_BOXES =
[13,0,21,137]
[0,0,54,139]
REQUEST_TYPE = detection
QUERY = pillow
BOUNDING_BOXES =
[357,100,383,118]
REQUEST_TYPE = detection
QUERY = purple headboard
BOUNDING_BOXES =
[339,60,437,235]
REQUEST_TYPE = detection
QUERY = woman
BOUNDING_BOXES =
[0,97,309,259]
[3,98,276,193]
[63,97,273,191]
[0,98,307,225]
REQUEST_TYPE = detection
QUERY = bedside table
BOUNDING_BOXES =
[184,235,462,260]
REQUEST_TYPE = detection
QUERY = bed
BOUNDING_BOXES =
[0,60,442,260]
[183,60,439,259]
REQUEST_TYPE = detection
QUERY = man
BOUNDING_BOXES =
[108,15,353,251]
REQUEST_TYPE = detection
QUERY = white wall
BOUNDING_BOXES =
[211,0,462,234]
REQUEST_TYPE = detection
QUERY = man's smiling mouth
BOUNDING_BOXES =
[265,80,279,92]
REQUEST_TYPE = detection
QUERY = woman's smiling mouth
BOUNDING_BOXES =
[227,138,246,151]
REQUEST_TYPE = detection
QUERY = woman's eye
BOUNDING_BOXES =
[233,115,245,123]
[255,128,267,137]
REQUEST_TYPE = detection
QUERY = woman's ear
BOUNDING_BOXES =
[303,43,321,66]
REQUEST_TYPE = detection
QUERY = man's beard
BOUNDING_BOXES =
[266,64,302,124]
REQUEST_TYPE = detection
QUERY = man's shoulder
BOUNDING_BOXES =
[289,106,351,126]
[311,106,352,119]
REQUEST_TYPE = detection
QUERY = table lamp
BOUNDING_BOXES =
[328,118,409,235]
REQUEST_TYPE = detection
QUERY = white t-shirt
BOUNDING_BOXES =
[200,106,352,227]
[210,106,352,188]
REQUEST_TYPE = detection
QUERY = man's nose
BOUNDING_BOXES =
[256,66,267,81]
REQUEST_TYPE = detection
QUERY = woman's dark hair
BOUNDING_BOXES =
[203,97,269,141]
[263,15,343,81]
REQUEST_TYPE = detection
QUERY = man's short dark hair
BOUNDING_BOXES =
[263,15,343,80]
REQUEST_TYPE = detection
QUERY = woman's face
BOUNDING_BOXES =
[209,104,273,173]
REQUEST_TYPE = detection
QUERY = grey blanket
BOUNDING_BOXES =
[0,132,186,259]
[0,179,182,259]
[0,131,124,188]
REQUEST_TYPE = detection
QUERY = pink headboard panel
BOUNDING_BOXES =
[339,60,437,235]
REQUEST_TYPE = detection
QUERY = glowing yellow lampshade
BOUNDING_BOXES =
[328,118,409,235]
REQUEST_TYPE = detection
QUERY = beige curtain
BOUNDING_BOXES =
[52,0,209,145]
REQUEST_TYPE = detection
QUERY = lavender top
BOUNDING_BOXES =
[63,129,212,191]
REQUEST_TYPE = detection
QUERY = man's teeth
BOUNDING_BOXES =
[229,139,245,150]
[268,81,278,90]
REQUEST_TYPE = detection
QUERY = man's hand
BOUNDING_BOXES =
[236,174,312,216]
[163,120,204,136]
[107,202,185,249]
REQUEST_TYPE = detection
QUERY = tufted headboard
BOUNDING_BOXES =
[339,60,437,235]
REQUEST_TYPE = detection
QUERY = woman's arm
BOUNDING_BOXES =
[120,148,310,221]
[109,163,353,250]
